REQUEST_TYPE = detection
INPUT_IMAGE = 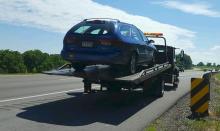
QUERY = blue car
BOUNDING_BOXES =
[61,18,157,74]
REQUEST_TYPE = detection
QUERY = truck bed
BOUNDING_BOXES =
[43,62,171,85]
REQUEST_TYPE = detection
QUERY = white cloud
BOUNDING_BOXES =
[155,1,220,17]
[0,0,220,63]
[211,45,220,51]
[0,0,195,49]
[1,0,219,64]
[187,45,220,64]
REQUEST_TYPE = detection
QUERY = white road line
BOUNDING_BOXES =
[0,88,83,103]
[0,85,101,103]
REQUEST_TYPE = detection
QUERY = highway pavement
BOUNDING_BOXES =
[0,70,204,131]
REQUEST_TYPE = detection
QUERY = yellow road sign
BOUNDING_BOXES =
[191,78,209,115]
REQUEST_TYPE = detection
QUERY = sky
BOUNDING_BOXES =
[0,0,219,64]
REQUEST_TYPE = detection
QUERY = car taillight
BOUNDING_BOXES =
[65,37,76,44]
[100,40,112,46]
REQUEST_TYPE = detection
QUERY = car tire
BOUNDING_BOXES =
[148,52,156,68]
[72,63,86,71]
[148,58,155,68]
[128,53,137,74]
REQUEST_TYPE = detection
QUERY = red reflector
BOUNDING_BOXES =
[100,40,111,46]
[66,37,76,44]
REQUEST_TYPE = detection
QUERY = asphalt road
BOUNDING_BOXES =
[0,71,204,131]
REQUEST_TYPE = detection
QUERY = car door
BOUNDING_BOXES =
[131,26,148,63]
[139,29,155,62]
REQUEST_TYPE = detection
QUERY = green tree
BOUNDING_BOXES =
[176,53,193,69]
[39,54,66,71]
[197,62,204,66]
[0,50,26,73]
[206,62,212,67]
[23,50,49,73]
[213,63,216,67]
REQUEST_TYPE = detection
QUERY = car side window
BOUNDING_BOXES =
[131,27,143,41]
[90,29,101,34]
[119,24,131,37]
[139,29,149,43]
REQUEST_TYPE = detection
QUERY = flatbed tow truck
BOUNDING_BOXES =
[44,33,183,97]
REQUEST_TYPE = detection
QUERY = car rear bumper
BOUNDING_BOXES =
[61,49,130,65]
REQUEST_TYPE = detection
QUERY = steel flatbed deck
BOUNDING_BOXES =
[43,61,175,96]
[44,62,171,83]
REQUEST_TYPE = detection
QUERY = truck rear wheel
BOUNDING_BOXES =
[83,79,92,93]
[154,77,164,97]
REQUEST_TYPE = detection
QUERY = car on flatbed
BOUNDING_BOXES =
[61,18,157,74]
[45,31,183,95]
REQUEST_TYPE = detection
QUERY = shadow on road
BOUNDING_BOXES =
[17,90,157,126]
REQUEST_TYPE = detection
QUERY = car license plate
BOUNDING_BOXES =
[82,41,93,48]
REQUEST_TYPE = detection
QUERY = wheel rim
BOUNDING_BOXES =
[130,55,136,74]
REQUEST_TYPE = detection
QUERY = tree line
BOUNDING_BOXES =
[197,62,220,67]
[196,61,220,71]
[0,50,66,73]
[0,49,194,73]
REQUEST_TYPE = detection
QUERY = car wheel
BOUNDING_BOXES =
[128,53,137,74]
[72,63,86,71]
[148,52,156,68]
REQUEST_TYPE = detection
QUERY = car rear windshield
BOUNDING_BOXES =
[70,22,113,36]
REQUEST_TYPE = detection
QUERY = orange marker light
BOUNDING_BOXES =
[144,32,163,37]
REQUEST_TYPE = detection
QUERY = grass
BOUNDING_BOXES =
[193,66,220,72]
[145,124,158,131]
[214,88,220,95]
[215,73,220,80]
[183,119,220,131]
[145,119,161,131]
[144,126,157,131]
[213,74,220,115]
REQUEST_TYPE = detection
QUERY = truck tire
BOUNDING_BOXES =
[154,77,164,97]
[173,76,179,88]
[83,79,92,93]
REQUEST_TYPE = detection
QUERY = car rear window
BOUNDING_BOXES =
[71,22,112,35]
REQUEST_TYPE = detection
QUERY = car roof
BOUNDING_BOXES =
[83,18,134,26]
[84,18,120,22]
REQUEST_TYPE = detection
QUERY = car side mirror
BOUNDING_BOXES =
[148,39,155,44]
